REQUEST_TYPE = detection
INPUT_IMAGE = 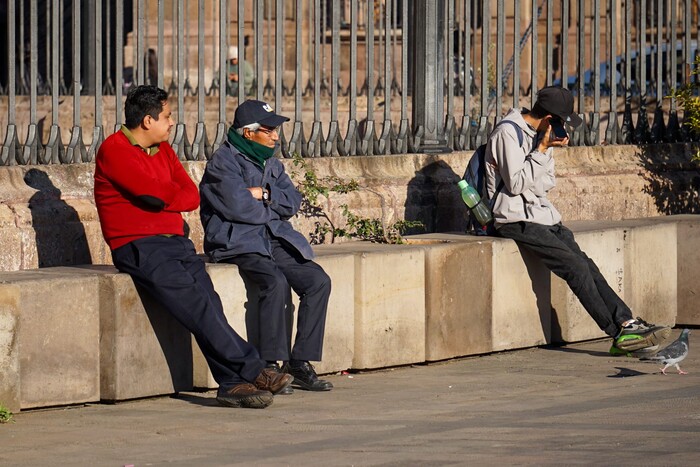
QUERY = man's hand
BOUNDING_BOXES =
[538,117,569,153]
[247,186,264,200]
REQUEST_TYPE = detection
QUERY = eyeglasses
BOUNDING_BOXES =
[255,126,280,135]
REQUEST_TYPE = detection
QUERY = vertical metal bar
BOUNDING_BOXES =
[546,0,553,86]
[620,0,634,143]
[530,0,538,108]
[88,0,105,162]
[496,0,505,118]
[104,1,114,94]
[1,0,19,165]
[634,0,650,143]
[481,0,491,115]
[59,0,66,94]
[309,0,323,156]
[322,0,341,156]
[212,0,228,152]
[288,0,305,157]
[43,0,64,163]
[66,0,86,163]
[561,0,568,90]
[464,0,472,112]
[116,0,124,128]
[255,1,264,98]
[22,0,41,164]
[73,0,82,126]
[158,0,164,89]
[137,0,145,85]
[588,0,601,145]
[170,0,177,91]
[275,0,287,155]
[361,0,376,155]
[378,0,394,154]
[605,0,619,144]
[664,0,680,141]
[513,0,521,107]
[18,0,26,94]
[237,0,245,102]
[172,0,192,159]
[397,0,409,153]
[191,0,210,161]
[44,0,51,94]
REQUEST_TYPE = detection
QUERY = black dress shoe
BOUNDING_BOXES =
[282,360,334,391]
[265,362,294,395]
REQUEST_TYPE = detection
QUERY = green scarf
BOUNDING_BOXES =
[227,126,275,168]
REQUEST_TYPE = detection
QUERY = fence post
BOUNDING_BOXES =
[411,0,451,153]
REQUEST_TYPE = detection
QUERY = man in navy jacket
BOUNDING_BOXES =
[200,100,333,393]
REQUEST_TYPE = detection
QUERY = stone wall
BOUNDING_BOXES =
[0,143,699,271]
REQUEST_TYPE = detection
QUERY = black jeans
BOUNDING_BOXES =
[112,235,265,388]
[497,222,633,337]
[226,238,331,362]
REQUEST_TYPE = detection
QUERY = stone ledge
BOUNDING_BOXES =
[0,215,698,410]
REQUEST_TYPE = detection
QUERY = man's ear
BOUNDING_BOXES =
[141,115,152,131]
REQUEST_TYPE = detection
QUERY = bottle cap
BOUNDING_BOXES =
[457,180,468,189]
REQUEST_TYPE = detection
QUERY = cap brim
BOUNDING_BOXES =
[566,113,583,128]
[259,114,290,127]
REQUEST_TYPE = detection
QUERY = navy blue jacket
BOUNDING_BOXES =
[199,141,314,262]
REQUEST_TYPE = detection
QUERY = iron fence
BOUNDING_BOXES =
[1,0,699,165]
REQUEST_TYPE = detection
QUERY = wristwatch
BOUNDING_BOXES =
[261,187,270,202]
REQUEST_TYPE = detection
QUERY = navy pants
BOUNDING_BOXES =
[497,222,633,337]
[111,235,264,388]
[226,238,331,362]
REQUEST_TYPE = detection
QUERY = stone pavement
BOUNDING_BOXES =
[2,330,699,466]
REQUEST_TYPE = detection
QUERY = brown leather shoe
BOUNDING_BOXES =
[216,383,273,409]
[254,367,294,395]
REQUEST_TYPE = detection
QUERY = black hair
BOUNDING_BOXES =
[124,85,168,129]
[529,102,550,120]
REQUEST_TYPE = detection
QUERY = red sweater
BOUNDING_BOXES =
[94,130,199,250]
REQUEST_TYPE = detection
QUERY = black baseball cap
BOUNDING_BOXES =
[232,99,290,129]
[535,86,583,128]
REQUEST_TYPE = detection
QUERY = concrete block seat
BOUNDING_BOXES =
[404,233,551,356]
[0,269,101,412]
[313,242,426,370]
[48,265,194,402]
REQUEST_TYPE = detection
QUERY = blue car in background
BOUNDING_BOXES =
[553,40,698,96]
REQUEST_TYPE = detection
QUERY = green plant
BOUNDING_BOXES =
[669,56,700,160]
[289,153,423,244]
[0,403,14,424]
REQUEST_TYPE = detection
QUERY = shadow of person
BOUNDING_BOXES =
[404,160,466,234]
[24,168,92,267]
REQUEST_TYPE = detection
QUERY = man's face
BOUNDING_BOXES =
[144,100,174,144]
[244,125,279,148]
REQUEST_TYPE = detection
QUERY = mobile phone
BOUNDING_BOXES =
[550,118,568,141]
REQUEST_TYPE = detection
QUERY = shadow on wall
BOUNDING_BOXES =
[404,160,469,234]
[638,144,700,215]
[23,168,92,267]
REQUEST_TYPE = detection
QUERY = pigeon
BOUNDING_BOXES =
[639,329,691,375]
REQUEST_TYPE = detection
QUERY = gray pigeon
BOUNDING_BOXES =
[639,329,691,375]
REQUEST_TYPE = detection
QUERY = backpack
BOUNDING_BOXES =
[462,120,525,236]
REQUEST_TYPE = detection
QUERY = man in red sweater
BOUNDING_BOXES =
[94,85,292,408]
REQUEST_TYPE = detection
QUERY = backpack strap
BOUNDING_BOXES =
[489,119,525,204]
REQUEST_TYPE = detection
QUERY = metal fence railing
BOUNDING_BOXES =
[1,0,699,165]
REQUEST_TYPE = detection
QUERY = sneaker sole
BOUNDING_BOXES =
[216,394,273,409]
[615,327,671,351]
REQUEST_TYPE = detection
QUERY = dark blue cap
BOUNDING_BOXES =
[232,99,289,129]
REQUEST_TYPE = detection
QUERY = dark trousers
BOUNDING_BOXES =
[497,222,633,337]
[111,235,264,388]
[226,238,331,362]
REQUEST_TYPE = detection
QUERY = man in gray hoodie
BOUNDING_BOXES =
[485,86,670,355]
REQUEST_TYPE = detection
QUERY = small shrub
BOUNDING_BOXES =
[669,56,700,160]
[0,404,14,424]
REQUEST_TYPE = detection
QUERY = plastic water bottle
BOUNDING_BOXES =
[457,180,493,226]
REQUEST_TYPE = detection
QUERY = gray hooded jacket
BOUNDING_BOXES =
[485,108,562,227]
